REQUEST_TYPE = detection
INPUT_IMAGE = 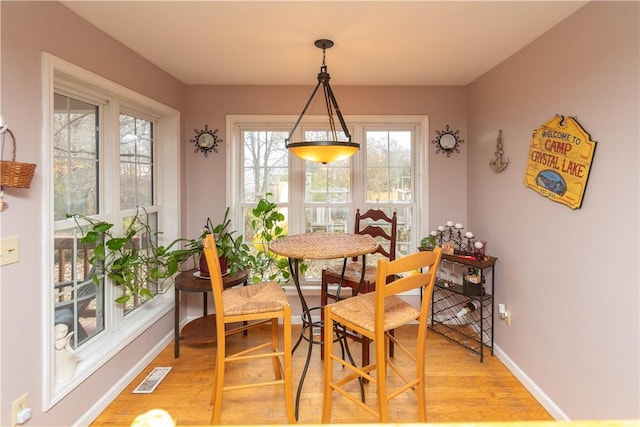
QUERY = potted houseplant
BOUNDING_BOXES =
[71,210,197,304]
[419,236,437,251]
[194,208,250,277]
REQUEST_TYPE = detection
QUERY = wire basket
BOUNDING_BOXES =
[1,129,36,188]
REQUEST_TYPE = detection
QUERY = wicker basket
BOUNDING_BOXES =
[1,129,36,188]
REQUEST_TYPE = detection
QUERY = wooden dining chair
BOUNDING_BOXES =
[322,247,442,423]
[320,208,397,365]
[202,234,295,424]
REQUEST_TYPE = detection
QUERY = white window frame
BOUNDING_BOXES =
[41,53,181,408]
[226,114,429,286]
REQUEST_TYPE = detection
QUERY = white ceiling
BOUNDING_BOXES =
[61,1,587,86]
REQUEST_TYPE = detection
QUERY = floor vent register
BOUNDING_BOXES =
[132,367,172,394]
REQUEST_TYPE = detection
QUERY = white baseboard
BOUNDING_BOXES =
[74,332,173,426]
[494,344,569,421]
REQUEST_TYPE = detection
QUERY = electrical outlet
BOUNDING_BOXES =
[498,303,511,326]
[1,236,20,266]
[12,393,28,427]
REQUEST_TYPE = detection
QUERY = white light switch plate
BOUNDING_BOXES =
[0,236,19,266]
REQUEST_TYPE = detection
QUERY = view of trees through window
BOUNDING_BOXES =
[120,114,153,209]
[53,94,99,221]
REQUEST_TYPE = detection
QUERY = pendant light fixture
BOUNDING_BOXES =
[285,39,359,164]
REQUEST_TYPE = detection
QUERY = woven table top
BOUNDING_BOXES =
[270,233,379,260]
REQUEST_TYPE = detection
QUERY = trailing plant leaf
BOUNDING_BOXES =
[69,210,199,304]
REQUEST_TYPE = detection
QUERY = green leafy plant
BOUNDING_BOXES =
[71,210,196,304]
[420,236,437,250]
[190,208,250,276]
[245,193,305,284]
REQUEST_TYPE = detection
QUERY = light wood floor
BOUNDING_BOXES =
[91,324,552,426]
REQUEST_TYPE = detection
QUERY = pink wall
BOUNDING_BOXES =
[1,2,185,426]
[184,84,468,239]
[467,1,639,419]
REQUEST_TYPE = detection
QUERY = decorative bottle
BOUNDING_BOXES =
[456,300,480,318]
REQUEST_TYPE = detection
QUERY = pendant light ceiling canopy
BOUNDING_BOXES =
[286,39,359,164]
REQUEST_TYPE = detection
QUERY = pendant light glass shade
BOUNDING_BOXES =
[287,140,359,164]
[286,39,358,164]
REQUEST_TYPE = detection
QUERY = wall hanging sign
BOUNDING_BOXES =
[524,115,597,209]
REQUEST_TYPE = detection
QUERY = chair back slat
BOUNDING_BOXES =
[374,247,442,316]
[354,208,398,261]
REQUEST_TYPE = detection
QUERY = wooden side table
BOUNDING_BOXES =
[174,268,249,357]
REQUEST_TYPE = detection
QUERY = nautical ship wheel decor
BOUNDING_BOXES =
[432,125,463,157]
[190,124,222,157]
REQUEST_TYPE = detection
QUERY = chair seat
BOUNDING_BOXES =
[325,261,377,284]
[223,281,288,316]
[330,292,420,332]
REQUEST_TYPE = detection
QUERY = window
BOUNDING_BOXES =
[119,113,153,209]
[229,115,428,284]
[53,94,104,348]
[119,113,158,313]
[364,129,414,258]
[43,54,180,407]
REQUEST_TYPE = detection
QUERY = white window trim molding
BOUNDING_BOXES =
[41,52,181,409]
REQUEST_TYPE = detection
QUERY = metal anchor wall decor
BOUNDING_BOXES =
[489,129,509,173]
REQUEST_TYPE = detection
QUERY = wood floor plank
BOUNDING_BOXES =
[91,325,552,425]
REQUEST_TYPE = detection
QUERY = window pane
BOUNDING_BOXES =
[365,130,412,202]
[305,160,350,203]
[394,206,413,257]
[53,94,98,220]
[305,129,349,142]
[300,129,353,281]
[304,206,349,234]
[242,130,288,203]
[54,228,105,348]
[120,114,153,209]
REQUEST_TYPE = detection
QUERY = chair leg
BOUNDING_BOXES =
[416,321,427,422]
[270,318,283,380]
[211,333,226,425]
[362,336,370,367]
[375,332,390,423]
[283,306,296,423]
[321,306,334,423]
[320,271,329,361]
